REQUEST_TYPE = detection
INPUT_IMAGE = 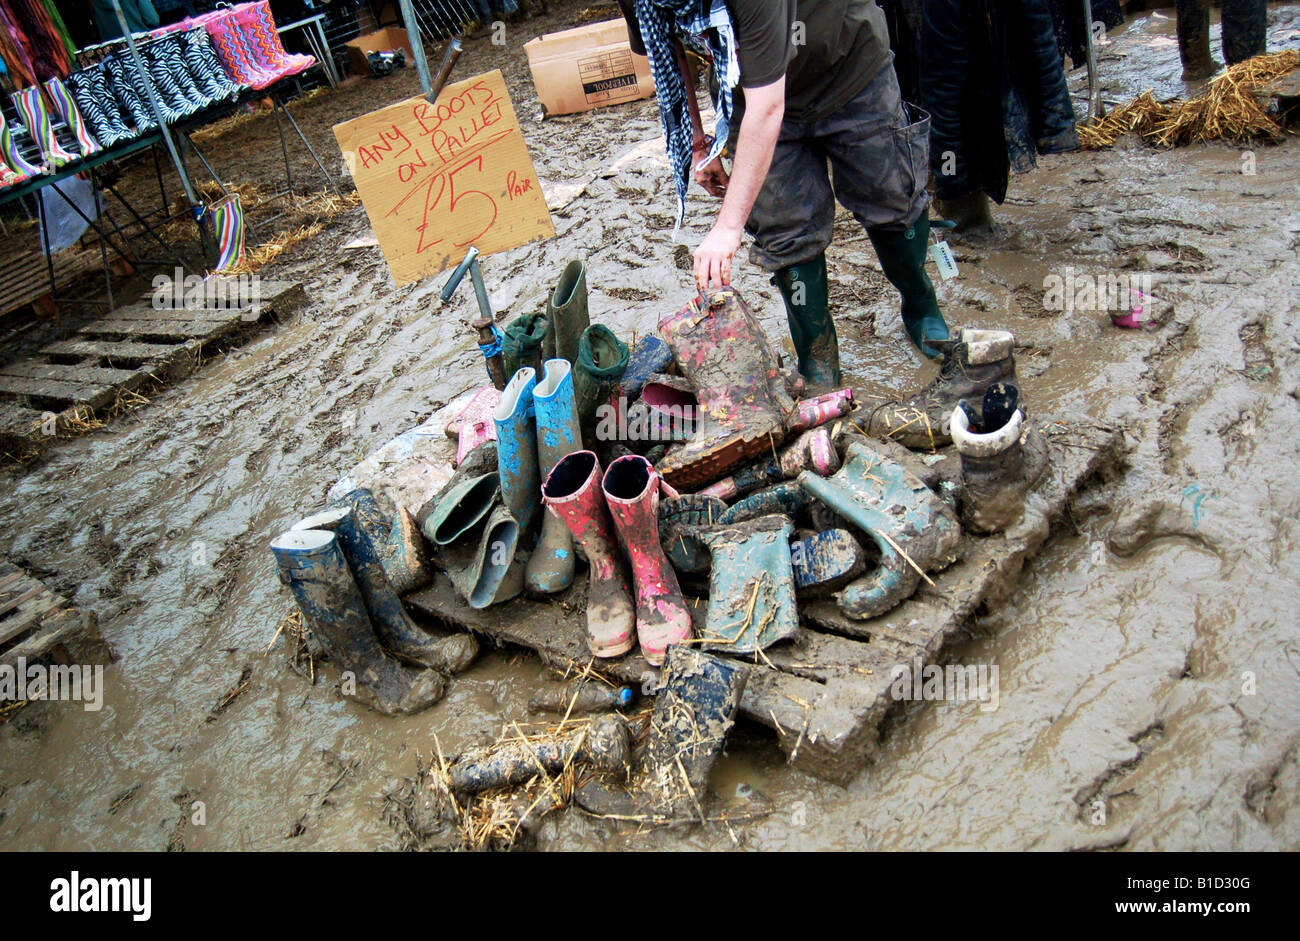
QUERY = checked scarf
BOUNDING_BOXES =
[634,0,740,230]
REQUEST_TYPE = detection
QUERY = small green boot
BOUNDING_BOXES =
[867,214,950,359]
[545,260,591,365]
[773,252,840,390]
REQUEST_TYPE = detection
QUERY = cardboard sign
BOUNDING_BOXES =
[333,69,554,286]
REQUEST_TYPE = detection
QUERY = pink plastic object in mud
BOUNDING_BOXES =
[1111,290,1158,330]
[446,385,501,467]
[789,388,855,433]
[601,454,691,666]
[698,427,841,501]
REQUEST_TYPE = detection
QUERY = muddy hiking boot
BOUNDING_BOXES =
[543,450,637,658]
[951,383,1049,534]
[576,646,751,826]
[526,360,581,595]
[602,455,692,666]
[868,214,951,359]
[656,289,796,490]
[864,327,1017,450]
[292,503,478,674]
[545,260,591,365]
[773,252,840,390]
[270,529,447,716]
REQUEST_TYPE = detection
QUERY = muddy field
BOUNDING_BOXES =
[1,4,1298,851]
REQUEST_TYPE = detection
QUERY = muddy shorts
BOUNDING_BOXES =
[742,59,932,272]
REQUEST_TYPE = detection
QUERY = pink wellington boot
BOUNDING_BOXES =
[601,454,692,666]
[543,451,636,658]
[445,385,501,467]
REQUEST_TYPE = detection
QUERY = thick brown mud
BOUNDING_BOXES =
[1,4,1298,851]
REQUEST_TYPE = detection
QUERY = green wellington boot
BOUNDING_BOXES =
[867,214,950,359]
[544,260,591,365]
[773,252,840,390]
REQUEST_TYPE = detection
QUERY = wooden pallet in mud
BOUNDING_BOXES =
[0,247,101,320]
[0,558,113,675]
[408,419,1123,786]
[0,278,307,460]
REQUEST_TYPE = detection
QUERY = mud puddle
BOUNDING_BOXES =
[1,4,1298,851]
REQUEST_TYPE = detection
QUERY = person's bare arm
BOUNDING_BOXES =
[693,77,784,292]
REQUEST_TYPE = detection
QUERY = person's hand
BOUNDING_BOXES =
[693,143,729,197]
[694,222,742,293]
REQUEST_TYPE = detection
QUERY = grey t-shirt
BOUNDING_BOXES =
[728,0,892,123]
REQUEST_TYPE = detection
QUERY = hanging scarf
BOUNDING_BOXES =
[634,0,740,230]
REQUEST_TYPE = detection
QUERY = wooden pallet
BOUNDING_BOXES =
[0,278,307,459]
[0,558,113,674]
[0,247,101,319]
[407,420,1122,785]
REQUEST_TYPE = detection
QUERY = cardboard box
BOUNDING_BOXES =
[524,19,655,117]
[345,27,415,77]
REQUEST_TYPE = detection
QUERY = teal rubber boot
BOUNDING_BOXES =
[797,441,961,620]
[867,214,950,359]
[773,252,840,390]
[526,359,581,594]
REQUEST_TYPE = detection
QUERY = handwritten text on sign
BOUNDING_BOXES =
[333,69,554,286]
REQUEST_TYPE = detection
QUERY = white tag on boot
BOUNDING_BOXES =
[929,240,959,280]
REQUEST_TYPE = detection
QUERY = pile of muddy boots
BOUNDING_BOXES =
[270,493,478,715]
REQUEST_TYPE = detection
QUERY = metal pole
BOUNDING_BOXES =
[396,0,435,97]
[1082,0,1104,119]
[111,1,199,208]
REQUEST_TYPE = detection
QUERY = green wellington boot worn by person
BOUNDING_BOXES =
[867,213,950,359]
[773,252,840,390]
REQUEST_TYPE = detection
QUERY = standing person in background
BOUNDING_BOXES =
[1176,0,1267,81]
[922,0,1078,234]
[92,0,159,40]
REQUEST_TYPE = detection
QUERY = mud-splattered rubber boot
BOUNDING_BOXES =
[621,334,675,399]
[868,215,950,359]
[270,529,446,715]
[574,324,630,454]
[544,260,590,366]
[576,646,750,825]
[296,505,478,673]
[526,360,581,594]
[318,487,432,595]
[502,312,547,379]
[699,427,839,501]
[602,455,692,666]
[719,480,811,525]
[952,384,1048,534]
[420,471,500,546]
[446,385,500,467]
[658,494,728,579]
[798,441,962,619]
[773,252,840,390]
[790,529,867,596]
[543,451,636,658]
[448,713,630,794]
[699,515,800,654]
[655,289,796,489]
[1221,0,1267,65]
[863,327,1017,450]
[494,367,541,536]
[789,388,855,433]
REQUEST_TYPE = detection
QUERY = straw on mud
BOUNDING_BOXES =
[877,528,938,588]
[555,658,594,734]
[1078,50,1300,149]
